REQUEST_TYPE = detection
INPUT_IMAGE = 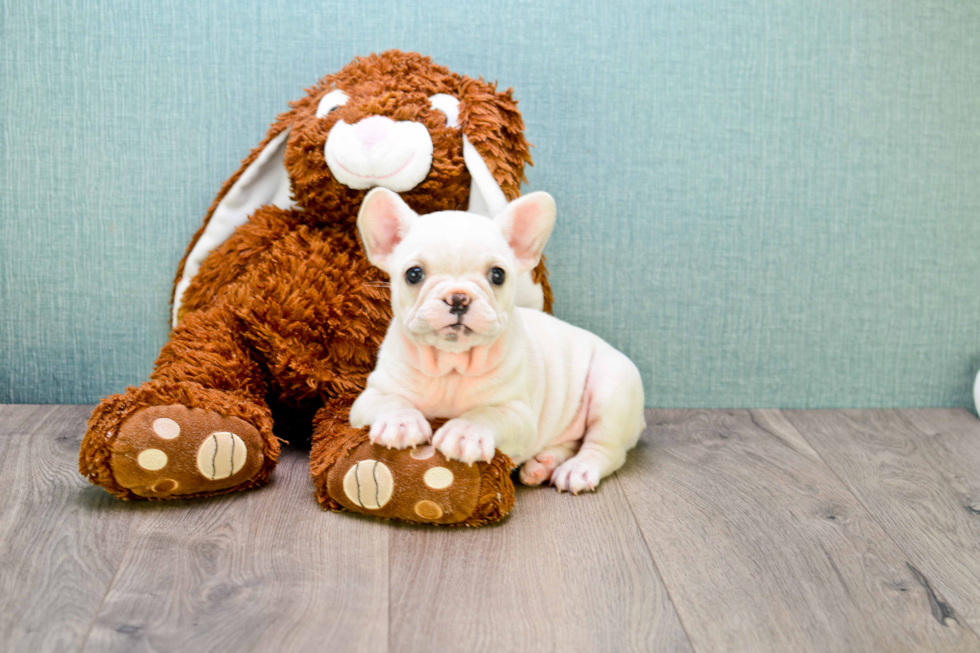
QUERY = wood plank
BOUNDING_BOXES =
[618,409,979,652]
[0,404,55,437]
[6,404,978,651]
[0,405,142,651]
[81,444,389,652]
[784,408,980,633]
[388,474,692,653]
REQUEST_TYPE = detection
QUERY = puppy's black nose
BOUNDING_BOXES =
[448,293,470,315]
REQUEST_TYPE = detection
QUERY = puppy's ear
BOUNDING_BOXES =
[357,188,418,273]
[495,192,556,273]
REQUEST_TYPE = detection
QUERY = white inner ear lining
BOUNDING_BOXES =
[171,128,295,327]
[463,135,508,217]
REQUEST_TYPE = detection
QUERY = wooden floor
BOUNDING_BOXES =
[2,406,980,652]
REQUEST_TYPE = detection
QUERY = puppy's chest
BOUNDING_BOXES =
[410,373,501,419]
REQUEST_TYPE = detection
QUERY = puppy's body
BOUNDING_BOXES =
[350,190,645,493]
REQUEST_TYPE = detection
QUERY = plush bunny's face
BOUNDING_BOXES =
[283,51,530,220]
[317,89,453,193]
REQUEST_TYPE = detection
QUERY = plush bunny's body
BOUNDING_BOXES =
[79,52,549,524]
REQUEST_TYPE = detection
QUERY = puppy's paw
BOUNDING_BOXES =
[519,452,559,486]
[433,419,495,465]
[551,458,601,495]
[369,409,432,450]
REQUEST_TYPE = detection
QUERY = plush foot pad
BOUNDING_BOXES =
[324,441,513,526]
[109,405,265,498]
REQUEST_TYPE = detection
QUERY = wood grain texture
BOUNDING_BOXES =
[5,405,980,652]
[0,404,54,438]
[618,409,980,652]
[784,408,980,633]
[388,480,693,653]
[0,405,141,652]
[81,445,389,652]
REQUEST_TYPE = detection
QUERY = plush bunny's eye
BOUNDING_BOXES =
[489,267,506,286]
[405,266,425,285]
[316,90,349,118]
[428,94,460,128]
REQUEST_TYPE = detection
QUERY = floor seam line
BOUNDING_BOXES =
[614,463,699,653]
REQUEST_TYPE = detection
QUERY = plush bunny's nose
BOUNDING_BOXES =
[324,113,434,193]
[353,116,393,149]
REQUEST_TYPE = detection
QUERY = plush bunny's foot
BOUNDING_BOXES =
[108,405,266,498]
[311,415,515,526]
[80,381,279,500]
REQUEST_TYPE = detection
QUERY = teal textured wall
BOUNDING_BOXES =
[2,0,979,407]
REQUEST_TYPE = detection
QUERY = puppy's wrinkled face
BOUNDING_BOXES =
[393,217,515,350]
[357,189,555,352]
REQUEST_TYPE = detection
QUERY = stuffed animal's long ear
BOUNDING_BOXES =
[495,192,555,274]
[357,188,418,273]
[171,125,296,327]
[457,77,532,216]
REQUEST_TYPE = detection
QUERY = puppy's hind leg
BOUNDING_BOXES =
[551,347,645,495]
[518,441,579,486]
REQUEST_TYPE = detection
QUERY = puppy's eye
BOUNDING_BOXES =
[489,267,506,286]
[405,266,425,285]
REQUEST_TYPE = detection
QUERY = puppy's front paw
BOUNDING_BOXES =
[433,419,495,465]
[551,458,601,495]
[369,409,432,450]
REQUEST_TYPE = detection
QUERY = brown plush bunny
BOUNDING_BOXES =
[78,51,552,526]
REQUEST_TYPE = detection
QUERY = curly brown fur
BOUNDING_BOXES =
[460,451,516,527]
[80,51,546,520]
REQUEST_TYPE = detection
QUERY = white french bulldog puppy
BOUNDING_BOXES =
[350,188,646,494]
